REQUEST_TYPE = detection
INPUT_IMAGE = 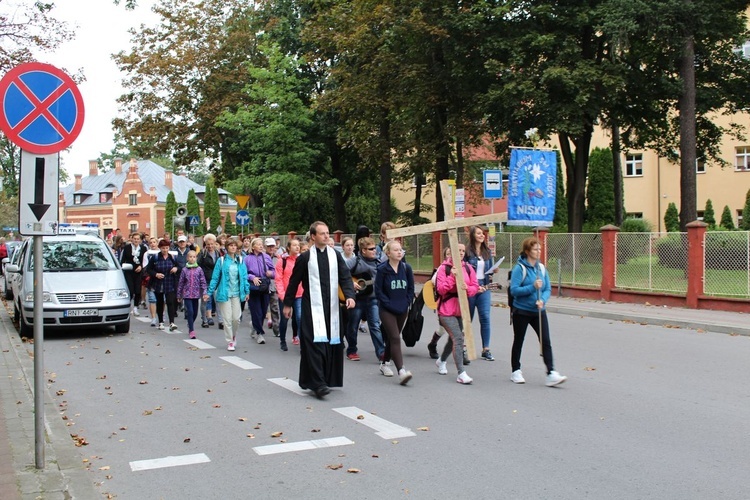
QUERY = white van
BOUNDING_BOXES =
[7,233,132,336]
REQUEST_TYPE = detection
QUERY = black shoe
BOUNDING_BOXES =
[314,386,330,399]
[280,343,288,351]
[218,323,224,330]
[201,321,209,328]
[207,318,214,326]
[427,342,439,359]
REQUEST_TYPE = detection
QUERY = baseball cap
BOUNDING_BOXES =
[264,237,276,246]
[177,235,188,242]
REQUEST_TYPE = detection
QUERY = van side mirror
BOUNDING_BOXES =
[121,263,134,271]
[6,264,18,273]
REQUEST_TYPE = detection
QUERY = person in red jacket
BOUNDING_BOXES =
[435,244,479,384]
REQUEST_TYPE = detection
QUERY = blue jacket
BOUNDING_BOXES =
[509,255,550,313]
[375,260,414,315]
[207,254,250,303]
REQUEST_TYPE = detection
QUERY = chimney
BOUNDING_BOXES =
[165,169,173,190]
[74,174,82,191]
[114,158,123,174]
[89,160,98,177]
[150,186,156,200]
[129,158,138,173]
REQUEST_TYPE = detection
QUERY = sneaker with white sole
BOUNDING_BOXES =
[251,331,257,339]
[227,342,235,351]
[132,307,140,317]
[150,318,157,327]
[398,368,412,385]
[169,323,177,332]
[456,371,473,384]
[436,359,448,375]
[511,370,526,384]
[379,361,394,377]
[257,334,265,344]
[481,350,495,361]
[158,323,165,331]
[545,371,567,387]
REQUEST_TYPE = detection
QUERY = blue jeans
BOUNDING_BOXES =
[184,298,199,332]
[346,296,385,358]
[279,298,302,345]
[468,288,492,349]
[248,291,270,335]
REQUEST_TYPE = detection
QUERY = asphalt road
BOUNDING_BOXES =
[23,302,750,499]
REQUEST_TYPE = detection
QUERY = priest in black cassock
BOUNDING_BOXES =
[283,221,356,399]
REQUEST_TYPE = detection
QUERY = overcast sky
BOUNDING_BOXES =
[44,0,158,180]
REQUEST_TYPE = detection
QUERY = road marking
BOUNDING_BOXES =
[219,356,262,370]
[130,453,210,472]
[253,436,354,456]
[134,316,151,323]
[267,377,309,396]
[333,407,416,439]
[184,339,215,349]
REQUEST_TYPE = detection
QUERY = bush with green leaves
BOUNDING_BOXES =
[741,189,750,230]
[703,199,716,229]
[720,205,735,230]
[664,202,679,232]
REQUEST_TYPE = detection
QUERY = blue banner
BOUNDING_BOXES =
[507,149,557,227]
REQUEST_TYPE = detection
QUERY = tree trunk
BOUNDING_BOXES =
[434,105,451,223]
[378,120,392,224]
[412,173,424,224]
[559,129,593,233]
[611,122,624,226]
[329,147,348,232]
[678,35,697,231]
[455,138,464,189]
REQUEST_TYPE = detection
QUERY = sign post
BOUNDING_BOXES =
[0,62,84,469]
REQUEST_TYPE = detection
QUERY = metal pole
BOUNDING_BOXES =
[33,235,44,468]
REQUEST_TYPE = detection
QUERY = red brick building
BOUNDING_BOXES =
[60,158,235,238]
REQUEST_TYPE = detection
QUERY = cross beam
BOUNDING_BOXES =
[385,212,507,239]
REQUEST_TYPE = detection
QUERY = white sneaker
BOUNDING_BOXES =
[257,334,265,344]
[545,371,567,387]
[227,342,235,351]
[456,371,473,384]
[379,361,394,377]
[398,368,412,385]
[150,318,157,327]
[158,323,165,331]
[251,331,257,339]
[511,370,526,384]
[436,359,448,375]
[169,323,177,332]
[132,307,140,317]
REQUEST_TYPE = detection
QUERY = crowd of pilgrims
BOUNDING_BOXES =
[109,221,566,397]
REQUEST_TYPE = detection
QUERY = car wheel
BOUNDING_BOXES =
[3,279,11,300]
[13,302,19,323]
[115,319,130,334]
[19,311,32,337]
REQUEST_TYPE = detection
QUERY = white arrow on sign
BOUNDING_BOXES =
[19,150,59,236]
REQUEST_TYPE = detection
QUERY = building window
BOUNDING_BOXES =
[219,194,228,204]
[696,159,706,174]
[129,223,138,233]
[737,209,744,227]
[129,194,138,205]
[626,212,643,219]
[733,40,750,59]
[735,147,750,171]
[625,154,643,177]
[99,193,112,203]
[411,176,428,188]
[696,210,704,221]
[74,194,82,205]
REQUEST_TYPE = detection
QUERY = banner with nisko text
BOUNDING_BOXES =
[507,148,557,227]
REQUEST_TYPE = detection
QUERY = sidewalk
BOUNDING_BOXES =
[0,304,99,500]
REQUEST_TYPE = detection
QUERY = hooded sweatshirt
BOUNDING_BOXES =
[375,260,414,315]
[509,255,550,313]
[435,257,479,317]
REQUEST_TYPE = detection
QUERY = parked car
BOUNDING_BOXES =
[7,232,132,336]
[3,243,23,300]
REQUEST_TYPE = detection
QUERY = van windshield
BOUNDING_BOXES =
[28,241,117,272]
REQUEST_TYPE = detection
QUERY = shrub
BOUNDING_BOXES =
[703,199,716,229]
[664,202,679,232]
[720,205,735,230]
[617,217,652,264]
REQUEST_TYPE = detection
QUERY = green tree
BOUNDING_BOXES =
[202,180,221,235]
[0,192,19,233]
[553,155,567,229]
[222,212,236,236]
[164,191,177,238]
[586,148,615,228]
[0,137,19,197]
[720,205,735,230]
[703,199,716,229]
[741,189,750,230]
[664,202,680,232]
[186,189,202,236]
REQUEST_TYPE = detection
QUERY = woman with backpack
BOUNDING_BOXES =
[205,238,250,351]
[508,237,567,387]
[147,239,179,331]
[435,243,479,385]
[244,237,275,345]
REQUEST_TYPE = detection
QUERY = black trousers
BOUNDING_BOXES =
[156,291,177,324]
[511,310,554,374]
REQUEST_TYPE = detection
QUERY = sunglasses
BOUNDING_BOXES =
[366,247,376,251]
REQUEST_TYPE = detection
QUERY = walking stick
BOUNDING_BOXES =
[537,261,543,357]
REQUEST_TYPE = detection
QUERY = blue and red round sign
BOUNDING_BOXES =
[0,62,84,154]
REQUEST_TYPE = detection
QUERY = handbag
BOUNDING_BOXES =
[249,254,271,293]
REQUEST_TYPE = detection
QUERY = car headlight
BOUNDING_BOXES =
[108,289,130,300]
[26,291,51,302]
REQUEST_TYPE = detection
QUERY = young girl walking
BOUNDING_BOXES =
[177,250,208,339]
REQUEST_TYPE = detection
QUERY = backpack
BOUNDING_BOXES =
[508,262,546,324]
[401,290,425,347]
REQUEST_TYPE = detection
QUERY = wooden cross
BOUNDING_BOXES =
[386,180,507,360]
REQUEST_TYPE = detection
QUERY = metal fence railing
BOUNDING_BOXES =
[614,232,688,294]
[703,231,750,298]
[545,233,602,288]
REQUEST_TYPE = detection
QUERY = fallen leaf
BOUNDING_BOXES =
[56,389,67,396]
[212,404,221,408]
[183,438,191,443]
[154,406,162,411]
[143,410,153,416]
[326,463,343,470]
[105,350,111,354]
[99,466,110,471]
[417,427,429,432]
[119,426,127,431]
[584,367,596,371]
[356,414,365,420]
[238,417,247,422]
[105,475,112,480]
[172,387,180,390]
[104,386,111,390]
[271,431,283,438]
[371,454,379,458]
[391,440,399,444]
[347,468,360,473]
[138,380,148,385]
[311,428,320,433]
[246,434,255,438]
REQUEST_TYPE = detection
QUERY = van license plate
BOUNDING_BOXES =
[64,309,98,317]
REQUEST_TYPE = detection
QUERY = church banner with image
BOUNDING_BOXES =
[507,148,557,227]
